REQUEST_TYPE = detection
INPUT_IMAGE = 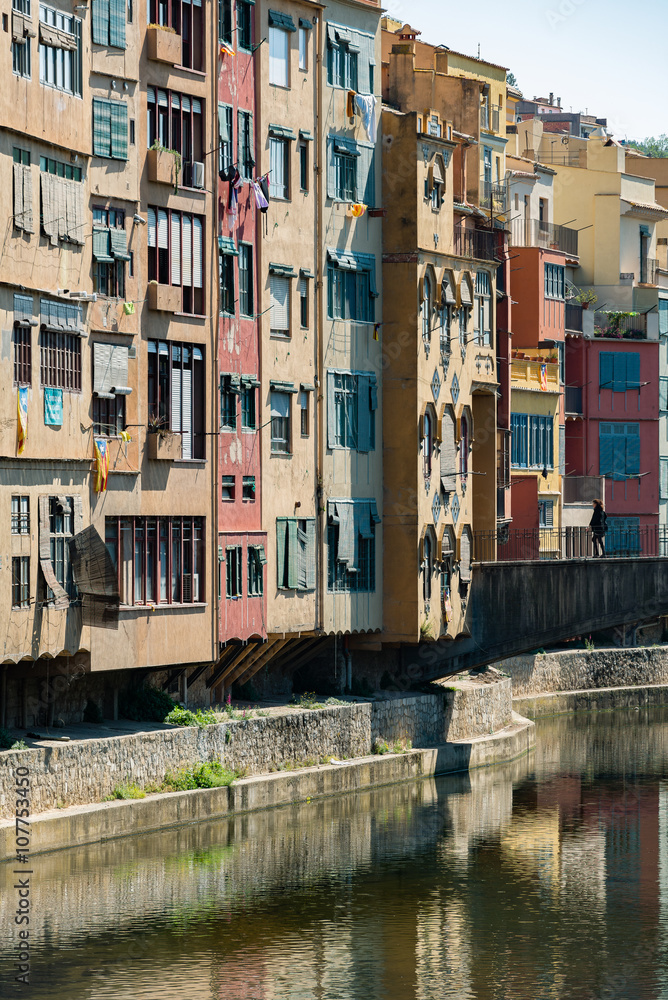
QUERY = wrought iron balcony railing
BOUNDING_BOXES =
[453,227,498,262]
[510,218,578,257]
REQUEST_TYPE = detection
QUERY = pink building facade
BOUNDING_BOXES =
[217,4,267,642]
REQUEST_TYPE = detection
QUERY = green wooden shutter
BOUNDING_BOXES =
[92,99,111,157]
[247,112,254,173]
[356,373,371,452]
[109,0,126,48]
[237,109,243,175]
[599,352,614,389]
[110,101,128,160]
[276,518,287,588]
[287,519,299,589]
[305,520,316,590]
[92,0,109,44]
[327,371,336,448]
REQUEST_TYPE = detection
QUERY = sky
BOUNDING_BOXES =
[382,0,666,142]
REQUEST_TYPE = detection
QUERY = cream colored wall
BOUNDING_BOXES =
[257,0,319,636]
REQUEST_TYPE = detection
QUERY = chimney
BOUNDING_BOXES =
[557,96,561,108]
[549,92,554,106]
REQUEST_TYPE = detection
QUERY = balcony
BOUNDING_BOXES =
[639,257,658,285]
[593,311,647,340]
[565,302,583,332]
[564,385,583,416]
[147,147,181,187]
[510,355,559,391]
[474,524,667,562]
[480,103,501,133]
[480,179,508,214]
[148,282,181,313]
[147,430,182,461]
[147,24,182,65]
[510,218,578,257]
[563,476,604,504]
[453,227,498,262]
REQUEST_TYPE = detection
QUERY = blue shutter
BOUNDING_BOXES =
[287,519,299,588]
[327,372,336,449]
[599,352,614,390]
[625,423,640,476]
[613,353,627,392]
[626,352,640,390]
[276,518,287,588]
[110,102,128,160]
[359,144,375,207]
[305,520,316,589]
[599,423,614,477]
[92,0,109,43]
[109,0,126,47]
[93,99,111,157]
[357,373,371,452]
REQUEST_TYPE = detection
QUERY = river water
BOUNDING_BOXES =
[1,707,668,1000]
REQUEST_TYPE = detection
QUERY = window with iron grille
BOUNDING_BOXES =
[239,243,253,317]
[327,523,375,593]
[40,331,81,391]
[93,394,126,437]
[12,557,30,609]
[226,545,242,598]
[106,515,205,605]
[11,496,30,534]
[147,341,205,459]
[13,327,32,386]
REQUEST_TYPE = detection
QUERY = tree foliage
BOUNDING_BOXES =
[627,134,668,158]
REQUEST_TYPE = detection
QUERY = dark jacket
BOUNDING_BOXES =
[590,506,607,534]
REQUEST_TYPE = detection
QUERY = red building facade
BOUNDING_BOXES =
[217,4,267,643]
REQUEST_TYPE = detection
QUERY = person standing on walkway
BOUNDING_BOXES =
[590,499,607,557]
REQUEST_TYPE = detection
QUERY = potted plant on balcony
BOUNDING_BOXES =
[147,414,181,461]
[575,288,597,309]
[148,139,181,193]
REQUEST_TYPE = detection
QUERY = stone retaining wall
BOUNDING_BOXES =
[499,647,668,698]
[0,677,514,818]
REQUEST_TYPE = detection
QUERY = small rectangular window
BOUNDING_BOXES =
[247,545,264,595]
[11,496,30,534]
[270,275,290,337]
[12,556,30,609]
[242,475,255,500]
[269,137,289,200]
[299,142,308,191]
[219,252,235,314]
[300,390,309,436]
[222,475,235,500]
[241,386,256,429]
[129,119,135,144]
[299,277,308,328]
[270,391,291,453]
[221,386,237,430]
[237,0,252,49]
[298,26,307,70]
[239,243,253,317]
[269,26,289,87]
[226,546,242,598]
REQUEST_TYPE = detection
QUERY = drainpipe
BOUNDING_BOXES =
[315,8,324,636]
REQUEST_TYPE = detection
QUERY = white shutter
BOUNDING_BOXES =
[93,342,113,393]
[182,365,192,459]
[147,207,156,248]
[171,92,180,109]
[192,98,201,114]
[171,358,182,434]
[110,345,129,390]
[157,209,168,248]
[171,212,181,285]
[270,275,289,331]
[193,217,202,289]
[181,95,191,112]
[157,89,168,107]
[182,215,192,287]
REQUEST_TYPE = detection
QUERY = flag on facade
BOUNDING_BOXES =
[540,363,547,391]
[17,387,28,454]
[350,203,366,218]
[219,42,235,57]
[373,323,381,341]
[94,438,109,493]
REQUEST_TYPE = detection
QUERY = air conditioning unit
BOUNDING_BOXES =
[68,291,97,302]
[192,161,205,188]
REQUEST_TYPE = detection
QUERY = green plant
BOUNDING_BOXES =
[0,729,28,751]
[149,138,182,192]
[373,738,390,755]
[120,685,176,723]
[83,699,104,724]
[392,737,413,753]
[147,21,177,32]
[420,619,436,640]
[162,760,236,791]
[574,287,597,306]
[105,782,146,801]
[10,740,29,751]
[164,706,219,729]
[584,635,595,652]
[292,692,324,710]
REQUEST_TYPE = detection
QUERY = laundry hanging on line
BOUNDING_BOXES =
[354,94,378,144]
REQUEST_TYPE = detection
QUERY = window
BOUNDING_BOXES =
[39,5,82,96]
[510,413,554,469]
[327,256,376,323]
[335,148,357,201]
[327,35,357,90]
[40,331,81,391]
[431,181,442,210]
[93,98,128,160]
[12,496,30,534]
[299,276,308,327]
[270,391,291,453]
[218,103,233,174]
[599,352,640,392]
[300,390,309,435]
[327,371,377,452]
[270,275,290,337]
[241,384,256,429]
[248,545,264,595]
[422,273,432,345]
[269,137,289,199]
[129,118,135,144]
[13,149,33,235]
[298,25,307,69]
[93,394,125,437]
[222,475,235,500]
[13,294,33,385]
[269,26,289,87]
[226,546,242,598]
[327,137,374,205]
[544,263,565,300]
[423,410,433,477]
[458,306,469,349]
[12,0,32,79]
[147,0,203,70]
[238,243,253,317]
[106,515,204,605]
[538,499,554,527]
[460,413,469,479]
[12,557,30,609]
[242,476,255,500]
[219,250,235,314]
[474,271,492,346]
[299,141,308,191]
[45,496,76,600]
[91,0,125,48]
[277,517,315,590]
[599,423,640,480]
[39,155,81,181]
[147,89,204,180]
[538,198,547,225]
[237,0,252,50]
[237,110,254,178]
[422,533,432,601]
[147,207,205,315]
[92,207,128,297]
[440,305,451,363]
[92,341,129,436]
[326,500,378,593]
[220,378,237,430]
[147,341,205,459]
[218,0,231,42]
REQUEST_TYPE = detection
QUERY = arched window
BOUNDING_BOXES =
[423,410,432,477]
[458,305,468,349]
[423,532,432,601]
[440,304,451,363]
[460,413,469,478]
[422,273,432,345]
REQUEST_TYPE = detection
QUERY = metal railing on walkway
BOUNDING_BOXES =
[474,525,668,562]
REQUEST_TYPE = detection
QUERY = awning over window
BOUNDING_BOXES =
[268,123,296,140]
[459,275,473,307]
[299,267,314,279]
[240,374,261,388]
[268,9,296,31]
[299,130,313,142]
[327,248,378,296]
[299,17,312,29]
[432,158,444,184]
[333,137,360,157]
[219,236,239,256]
[442,272,456,305]
[110,228,131,261]
[300,382,315,392]
[269,262,297,277]
[92,228,113,263]
[39,22,77,50]
[270,379,298,393]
